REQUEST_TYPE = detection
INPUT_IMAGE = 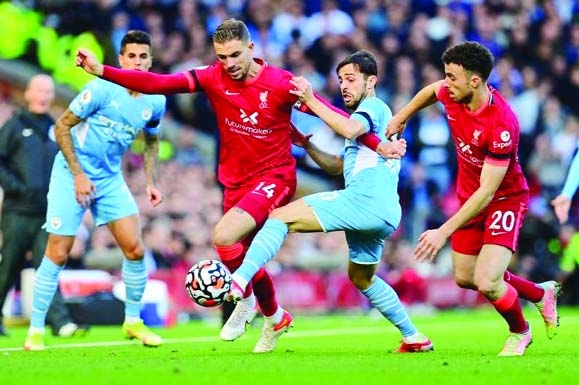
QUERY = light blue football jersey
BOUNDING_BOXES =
[61,78,166,179]
[343,96,402,227]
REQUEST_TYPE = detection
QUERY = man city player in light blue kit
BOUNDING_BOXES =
[227,50,433,353]
[24,30,166,351]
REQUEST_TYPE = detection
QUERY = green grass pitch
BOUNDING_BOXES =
[0,306,577,385]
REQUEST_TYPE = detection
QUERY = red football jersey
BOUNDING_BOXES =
[437,85,529,203]
[189,59,298,188]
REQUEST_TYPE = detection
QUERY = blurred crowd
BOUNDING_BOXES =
[2,0,579,307]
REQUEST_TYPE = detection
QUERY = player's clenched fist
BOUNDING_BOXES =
[76,49,104,76]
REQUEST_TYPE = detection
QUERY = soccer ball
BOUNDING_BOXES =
[185,259,232,307]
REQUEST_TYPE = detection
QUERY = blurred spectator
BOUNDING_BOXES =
[3,0,579,313]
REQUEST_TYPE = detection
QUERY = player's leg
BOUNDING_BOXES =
[235,198,317,353]
[216,179,295,343]
[24,234,75,351]
[107,214,162,347]
[475,244,532,356]
[31,227,86,337]
[231,197,322,293]
[25,170,81,351]
[491,199,560,337]
[346,232,433,353]
[97,176,161,347]
[214,202,260,341]
[0,212,35,336]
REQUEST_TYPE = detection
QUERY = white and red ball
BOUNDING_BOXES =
[185,259,232,307]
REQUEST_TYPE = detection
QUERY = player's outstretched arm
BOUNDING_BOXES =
[386,80,443,139]
[294,91,385,153]
[76,49,193,95]
[76,49,104,76]
[290,76,366,140]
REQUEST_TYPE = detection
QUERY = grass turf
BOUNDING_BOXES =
[0,306,576,385]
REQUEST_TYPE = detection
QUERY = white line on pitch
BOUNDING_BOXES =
[0,326,388,352]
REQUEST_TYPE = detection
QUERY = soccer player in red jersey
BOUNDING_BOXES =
[75,20,386,352]
[386,41,560,356]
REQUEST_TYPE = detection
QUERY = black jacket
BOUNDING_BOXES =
[0,108,58,215]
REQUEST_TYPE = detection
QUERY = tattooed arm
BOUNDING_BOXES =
[55,108,95,208]
[142,131,164,206]
[55,109,83,175]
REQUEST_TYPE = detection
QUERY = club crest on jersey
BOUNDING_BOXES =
[259,91,269,109]
[472,129,481,145]
[80,89,92,104]
[142,108,152,121]
[50,216,62,230]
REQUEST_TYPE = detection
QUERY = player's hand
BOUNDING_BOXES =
[290,123,313,148]
[147,185,164,207]
[376,138,407,159]
[74,173,96,209]
[551,194,571,224]
[414,228,448,263]
[289,76,314,103]
[76,48,104,76]
[386,113,408,139]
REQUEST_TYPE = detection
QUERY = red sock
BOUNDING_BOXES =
[215,243,253,297]
[252,267,279,317]
[490,283,528,333]
[503,271,543,302]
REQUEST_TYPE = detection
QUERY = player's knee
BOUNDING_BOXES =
[123,241,145,261]
[213,226,237,246]
[475,281,498,297]
[455,276,475,290]
[348,270,373,290]
[45,240,71,266]
[45,250,68,266]
[214,216,245,246]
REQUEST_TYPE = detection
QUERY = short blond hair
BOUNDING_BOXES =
[213,18,251,44]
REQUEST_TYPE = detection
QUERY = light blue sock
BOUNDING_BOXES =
[30,257,63,329]
[122,259,147,319]
[235,218,288,284]
[361,276,417,337]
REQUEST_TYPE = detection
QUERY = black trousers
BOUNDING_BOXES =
[0,212,72,331]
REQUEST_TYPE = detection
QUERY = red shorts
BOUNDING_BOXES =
[450,196,528,255]
[222,176,296,227]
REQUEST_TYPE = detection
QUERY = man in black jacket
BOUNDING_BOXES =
[0,74,86,337]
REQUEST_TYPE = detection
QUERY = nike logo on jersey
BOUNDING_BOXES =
[447,114,456,121]
[491,231,507,236]
[225,90,240,95]
[22,128,34,137]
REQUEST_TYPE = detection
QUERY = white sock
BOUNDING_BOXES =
[232,273,249,292]
[403,332,426,344]
[28,326,45,336]
[125,316,141,324]
[241,292,256,307]
[265,306,284,326]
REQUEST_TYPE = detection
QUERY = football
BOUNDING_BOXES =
[185,259,232,307]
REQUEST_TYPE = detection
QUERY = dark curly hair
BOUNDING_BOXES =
[441,41,494,81]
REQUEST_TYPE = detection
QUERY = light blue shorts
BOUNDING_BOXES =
[45,165,138,236]
[303,189,396,264]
